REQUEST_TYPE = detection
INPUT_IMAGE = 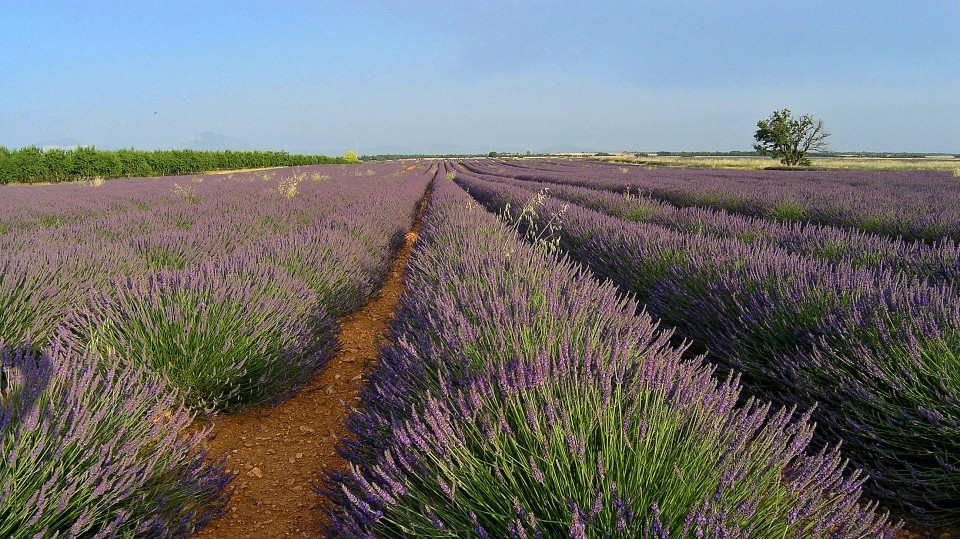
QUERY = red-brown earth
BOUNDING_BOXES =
[194,190,428,538]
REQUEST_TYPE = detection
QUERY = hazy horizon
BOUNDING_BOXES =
[3,1,958,155]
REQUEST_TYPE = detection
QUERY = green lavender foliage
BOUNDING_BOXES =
[329,175,894,538]
[56,264,335,414]
[0,343,231,538]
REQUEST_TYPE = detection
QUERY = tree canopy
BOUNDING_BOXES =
[754,109,830,167]
[0,147,347,185]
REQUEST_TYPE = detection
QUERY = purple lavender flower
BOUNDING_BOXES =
[0,342,230,538]
[454,161,960,525]
[324,175,895,538]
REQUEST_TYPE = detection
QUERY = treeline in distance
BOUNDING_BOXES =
[0,146,352,185]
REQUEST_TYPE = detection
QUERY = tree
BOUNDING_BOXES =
[344,150,360,163]
[754,109,830,167]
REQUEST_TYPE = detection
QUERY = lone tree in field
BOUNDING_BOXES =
[754,109,830,166]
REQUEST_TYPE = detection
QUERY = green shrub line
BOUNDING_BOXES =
[0,146,352,185]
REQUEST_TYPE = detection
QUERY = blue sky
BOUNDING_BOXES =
[2,1,958,154]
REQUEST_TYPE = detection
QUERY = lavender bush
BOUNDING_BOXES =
[456,169,960,525]
[0,253,73,348]
[0,342,230,537]
[248,186,425,319]
[326,177,894,537]
[56,263,335,413]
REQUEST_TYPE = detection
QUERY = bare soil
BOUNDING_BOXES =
[194,190,428,539]
[896,526,956,539]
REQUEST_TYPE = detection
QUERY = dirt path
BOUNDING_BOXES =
[896,526,956,539]
[194,189,429,539]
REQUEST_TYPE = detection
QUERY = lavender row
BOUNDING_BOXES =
[467,159,960,244]
[1,165,360,347]
[455,170,960,526]
[0,163,428,348]
[467,167,960,289]
[56,165,433,412]
[2,165,337,241]
[1,343,231,537]
[325,175,894,537]
[0,164,433,537]
[0,163,387,259]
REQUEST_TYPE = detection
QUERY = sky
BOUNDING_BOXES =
[1,0,958,155]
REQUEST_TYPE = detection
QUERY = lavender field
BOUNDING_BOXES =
[4,158,959,537]
[452,159,960,530]
[328,171,895,538]
[1,163,432,536]
[468,159,960,244]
